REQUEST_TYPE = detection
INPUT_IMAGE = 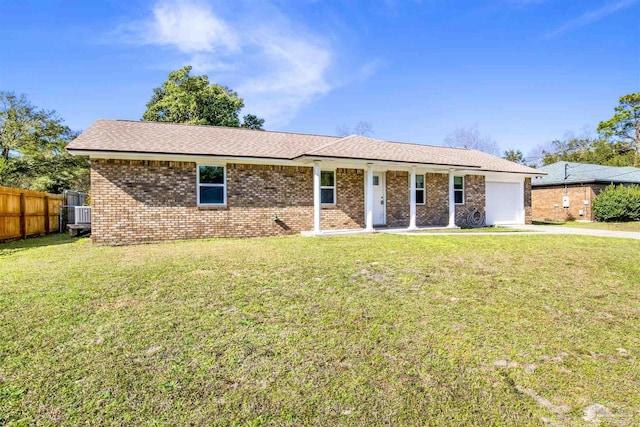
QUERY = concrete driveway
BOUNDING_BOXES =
[384,225,640,240]
[501,224,640,240]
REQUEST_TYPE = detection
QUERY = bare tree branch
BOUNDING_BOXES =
[443,124,500,156]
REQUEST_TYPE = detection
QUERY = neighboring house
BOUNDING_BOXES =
[66,119,543,244]
[532,162,640,221]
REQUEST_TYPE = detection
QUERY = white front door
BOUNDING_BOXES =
[372,172,386,225]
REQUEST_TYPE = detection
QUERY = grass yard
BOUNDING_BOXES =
[1,234,639,426]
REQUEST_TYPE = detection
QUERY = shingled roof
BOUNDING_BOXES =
[67,119,542,174]
[533,162,640,186]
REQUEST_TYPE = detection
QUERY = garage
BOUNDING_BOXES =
[485,181,523,225]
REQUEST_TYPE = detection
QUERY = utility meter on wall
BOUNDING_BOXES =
[562,196,570,208]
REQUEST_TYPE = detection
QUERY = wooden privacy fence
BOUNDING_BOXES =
[0,186,63,241]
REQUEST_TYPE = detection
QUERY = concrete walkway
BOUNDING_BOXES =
[386,224,640,240]
[305,225,640,240]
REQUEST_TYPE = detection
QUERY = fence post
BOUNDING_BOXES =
[20,192,26,239]
[44,195,50,234]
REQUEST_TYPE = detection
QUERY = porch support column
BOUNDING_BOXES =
[447,169,456,228]
[313,161,322,235]
[365,163,374,231]
[408,166,417,230]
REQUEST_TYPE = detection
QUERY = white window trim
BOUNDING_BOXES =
[416,174,426,205]
[321,169,336,206]
[454,175,465,205]
[197,164,227,206]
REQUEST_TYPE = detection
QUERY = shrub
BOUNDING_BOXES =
[592,184,640,222]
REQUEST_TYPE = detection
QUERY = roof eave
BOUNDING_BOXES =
[480,168,546,176]
[294,155,482,170]
[67,148,546,176]
[532,178,640,187]
[66,148,298,164]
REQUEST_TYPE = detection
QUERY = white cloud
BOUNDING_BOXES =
[236,27,333,124]
[151,1,240,53]
[543,0,639,39]
[114,0,340,127]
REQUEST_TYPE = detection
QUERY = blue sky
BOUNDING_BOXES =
[1,0,638,157]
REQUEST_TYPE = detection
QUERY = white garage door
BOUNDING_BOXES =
[485,181,523,225]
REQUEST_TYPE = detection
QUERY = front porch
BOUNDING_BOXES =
[308,161,469,236]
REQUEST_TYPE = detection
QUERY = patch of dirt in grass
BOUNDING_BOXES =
[145,345,162,356]
[540,352,570,363]
[352,268,394,284]
[494,359,537,374]
[516,385,571,416]
[35,403,66,425]
[583,404,614,424]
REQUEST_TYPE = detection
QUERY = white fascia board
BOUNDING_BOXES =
[482,171,532,182]
[295,156,481,172]
[66,149,303,167]
[451,170,541,180]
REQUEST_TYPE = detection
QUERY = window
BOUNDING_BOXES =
[321,170,336,205]
[198,165,226,205]
[454,176,464,205]
[415,174,425,205]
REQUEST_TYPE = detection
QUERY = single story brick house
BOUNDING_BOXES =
[532,161,640,221]
[67,119,543,244]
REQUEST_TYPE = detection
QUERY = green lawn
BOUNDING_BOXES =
[1,234,639,426]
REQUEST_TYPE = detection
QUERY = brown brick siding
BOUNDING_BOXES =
[532,184,605,221]
[91,160,366,244]
[417,173,449,226]
[455,175,485,227]
[322,168,365,229]
[524,178,532,224]
[385,171,459,227]
[91,159,519,243]
[385,171,409,227]
[227,163,312,207]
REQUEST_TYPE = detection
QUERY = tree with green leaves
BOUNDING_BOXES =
[241,114,265,130]
[503,149,525,164]
[597,92,640,166]
[1,92,71,161]
[0,91,88,193]
[541,133,635,167]
[143,66,265,130]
